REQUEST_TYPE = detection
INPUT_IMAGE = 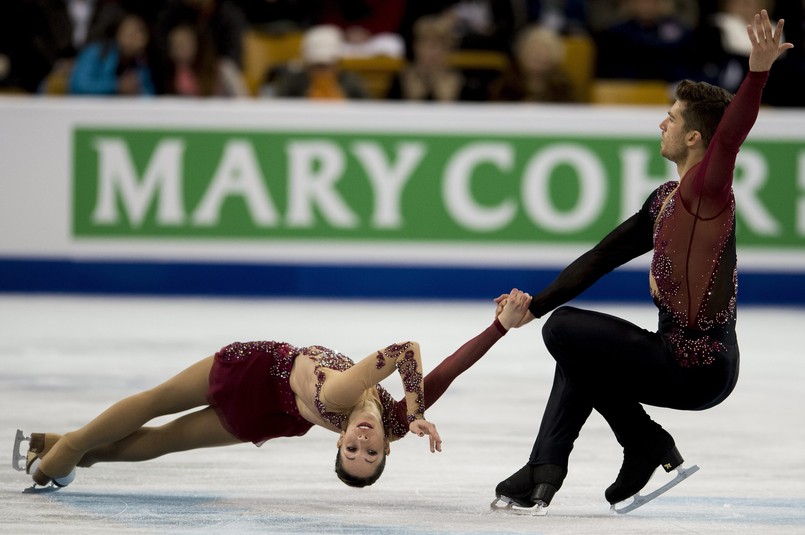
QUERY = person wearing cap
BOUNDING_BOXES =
[261,25,369,99]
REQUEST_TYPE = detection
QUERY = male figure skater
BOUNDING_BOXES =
[493,9,793,513]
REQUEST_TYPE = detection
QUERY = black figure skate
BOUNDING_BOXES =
[607,443,699,514]
[490,463,567,516]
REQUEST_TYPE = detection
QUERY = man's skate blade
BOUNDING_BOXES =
[490,496,548,516]
[12,429,29,472]
[611,464,700,514]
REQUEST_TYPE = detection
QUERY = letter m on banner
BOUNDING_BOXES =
[90,137,186,228]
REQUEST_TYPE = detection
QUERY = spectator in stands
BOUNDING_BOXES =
[697,0,804,106]
[398,1,525,57]
[696,0,772,91]
[162,23,247,97]
[398,1,460,54]
[488,25,577,103]
[69,11,155,96]
[261,25,368,100]
[9,0,126,94]
[313,0,407,58]
[386,15,474,102]
[154,0,248,93]
[594,0,699,82]
[442,1,524,52]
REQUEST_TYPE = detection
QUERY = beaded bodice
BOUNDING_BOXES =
[301,344,418,440]
[649,181,737,366]
[646,71,767,366]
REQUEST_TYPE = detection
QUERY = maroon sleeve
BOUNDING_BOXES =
[388,319,507,435]
[682,71,768,208]
[422,319,507,408]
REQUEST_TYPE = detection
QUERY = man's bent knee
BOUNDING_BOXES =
[542,306,581,352]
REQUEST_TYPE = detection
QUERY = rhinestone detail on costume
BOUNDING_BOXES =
[396,347,425,421]
[215,341,302,418]
[305,345,354,430]
[305,343,424,439]
[649,181,736,367]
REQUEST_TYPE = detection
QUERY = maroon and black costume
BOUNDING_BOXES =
[525,71,768,468]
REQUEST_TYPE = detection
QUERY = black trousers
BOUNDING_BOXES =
[529,306,739,466]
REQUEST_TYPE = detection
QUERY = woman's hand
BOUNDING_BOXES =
[409,419,442,453]
[495,288,534,329]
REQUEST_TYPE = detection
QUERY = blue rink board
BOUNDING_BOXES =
[1,257,803,305]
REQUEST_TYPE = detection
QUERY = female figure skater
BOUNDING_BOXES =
[18,289,532,489]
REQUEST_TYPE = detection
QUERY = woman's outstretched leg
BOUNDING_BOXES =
[34,355,223,484]
[79,406,240,466]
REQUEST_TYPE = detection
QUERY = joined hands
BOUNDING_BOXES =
[495,288,534,330]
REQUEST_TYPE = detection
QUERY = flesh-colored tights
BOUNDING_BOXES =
[35,356,241,483]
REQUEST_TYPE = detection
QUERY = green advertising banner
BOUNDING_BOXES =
[73,128,805,247]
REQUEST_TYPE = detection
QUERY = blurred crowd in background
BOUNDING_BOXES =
[1,0,803,106]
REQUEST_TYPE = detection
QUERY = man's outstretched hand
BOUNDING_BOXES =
[747,9,794,72]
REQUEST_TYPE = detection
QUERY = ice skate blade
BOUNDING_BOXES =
[30,466,76,488]
[490,496,548,516]
[12,429,30,471]
[611,464,700,514]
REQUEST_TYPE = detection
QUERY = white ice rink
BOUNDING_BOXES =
[1,295,804,534]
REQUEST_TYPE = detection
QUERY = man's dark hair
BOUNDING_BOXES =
[334,449,386,488]
[674,80,734,148]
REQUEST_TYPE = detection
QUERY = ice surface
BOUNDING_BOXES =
[1,295,804,534]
